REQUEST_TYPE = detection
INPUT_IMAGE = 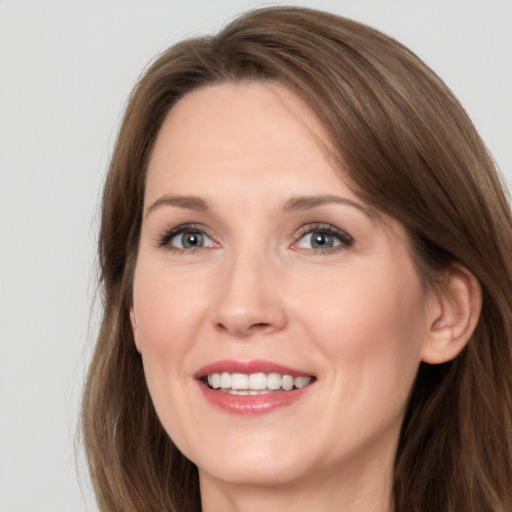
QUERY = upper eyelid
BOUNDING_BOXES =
[294,223,353,240]
[155,223,213,247]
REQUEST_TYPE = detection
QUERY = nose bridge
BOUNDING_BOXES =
[213,239,286,337]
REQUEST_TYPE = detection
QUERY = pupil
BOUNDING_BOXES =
[183,232,203,248]
[312,232,332,248]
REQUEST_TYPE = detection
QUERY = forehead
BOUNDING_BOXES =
[144,81,352,200]
[162,80,325,142]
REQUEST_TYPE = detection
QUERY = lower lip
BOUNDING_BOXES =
[197,383,312,415]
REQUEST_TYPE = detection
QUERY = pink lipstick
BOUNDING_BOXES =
[195,359,315,415]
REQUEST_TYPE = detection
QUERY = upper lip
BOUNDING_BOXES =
[194,359,314,379]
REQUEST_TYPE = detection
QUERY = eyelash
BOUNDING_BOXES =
[155,222,354,254]
[293,223,354,254]
[155,223,214,253]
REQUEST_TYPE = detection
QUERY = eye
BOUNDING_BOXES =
[294,224,353,252]
[171,230,211,249]
[156,224,217,251]
[298,231,340,249]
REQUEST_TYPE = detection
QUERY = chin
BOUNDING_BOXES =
[177,429,311,487]
[197,455,311,488]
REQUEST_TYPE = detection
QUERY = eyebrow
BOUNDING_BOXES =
[283,194,376,218]
[145,193,376,219]
[146,195,210,217]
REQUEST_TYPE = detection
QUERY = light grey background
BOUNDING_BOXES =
[1,1,511,511]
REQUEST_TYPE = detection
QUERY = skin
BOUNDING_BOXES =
[131,81,477,512]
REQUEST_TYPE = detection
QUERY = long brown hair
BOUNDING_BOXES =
[82,7,512,511]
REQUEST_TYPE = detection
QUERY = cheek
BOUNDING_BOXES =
[131,264,204,431]
[132,263,208,355]
[131,265,207,447]
[299,264,428,392]
[294,267,428,455]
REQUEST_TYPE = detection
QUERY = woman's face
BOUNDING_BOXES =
[131,82,436,490]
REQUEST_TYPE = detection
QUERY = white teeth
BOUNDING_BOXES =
[282,375,294,391]
[294,376,311,389]
[248,373,267,390]
[227,389,271,395]
[230,373,249,389]
[220,372,231,389]
[211,373,220,389]
[294,376,312,388]
[266,372,282,390]
[205,372,313,391]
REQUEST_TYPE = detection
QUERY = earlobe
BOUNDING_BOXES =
[130,308,142,353]
[421,264,482,364]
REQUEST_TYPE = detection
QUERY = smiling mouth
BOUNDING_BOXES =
[203,372,315,394]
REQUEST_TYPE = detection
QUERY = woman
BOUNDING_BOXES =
[82,6,512,512]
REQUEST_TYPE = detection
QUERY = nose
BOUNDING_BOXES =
[213,249,287,338]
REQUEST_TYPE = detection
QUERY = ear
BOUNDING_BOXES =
[130,308,142,353]
[421,263,482,364]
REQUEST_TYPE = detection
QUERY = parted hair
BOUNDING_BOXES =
[82,6,512,511]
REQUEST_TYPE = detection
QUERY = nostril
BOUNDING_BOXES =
[246,322,279,335]
[247,322,276,333]
[251,323,271,329]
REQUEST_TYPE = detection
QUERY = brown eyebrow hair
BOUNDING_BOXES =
[283,194,378,219]
[145,195,210,217]
[146,193,378,219]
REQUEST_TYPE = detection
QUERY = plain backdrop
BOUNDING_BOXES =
[1,1,511,511]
